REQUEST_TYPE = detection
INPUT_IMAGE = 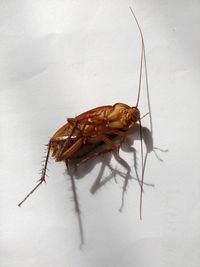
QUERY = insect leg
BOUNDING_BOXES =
[106,128,126,137]
[98,133,117,149]
[106,128,127,149]
[18,142,51,207]
[58,137,84,161]
[56,120,80,161]
[56,115,97,161]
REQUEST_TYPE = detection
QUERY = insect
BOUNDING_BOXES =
[18,7,149,247]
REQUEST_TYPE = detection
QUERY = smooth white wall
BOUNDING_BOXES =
[0,1,200,266]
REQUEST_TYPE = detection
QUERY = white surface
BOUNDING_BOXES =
[1,1,200,267]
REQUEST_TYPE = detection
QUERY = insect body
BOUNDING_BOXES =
[51,103,140,162]
[18,7,147,247]
[18,103,141,207]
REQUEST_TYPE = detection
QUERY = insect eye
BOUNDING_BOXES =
[132,108,140,120]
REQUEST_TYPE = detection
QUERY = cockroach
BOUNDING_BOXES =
[18,7,149,247]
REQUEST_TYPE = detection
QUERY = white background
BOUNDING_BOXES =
[1,0,200,266]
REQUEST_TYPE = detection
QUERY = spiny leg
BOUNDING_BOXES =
[18,143,51,207]
[66,161,84,248]
[18,135,83,207]
[59,137,84,161]
[56,119,79,161]
[56,115,100,161]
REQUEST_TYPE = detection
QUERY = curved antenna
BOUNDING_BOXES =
[129,6,144,108]
[129,6,146,219]
[130,6,153,134]
[143,43,153,134]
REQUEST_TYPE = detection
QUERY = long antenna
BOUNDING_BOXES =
[130,7,153,134]
[129,6,145,219]
[129,6,144,107]
[139,118,144,220]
